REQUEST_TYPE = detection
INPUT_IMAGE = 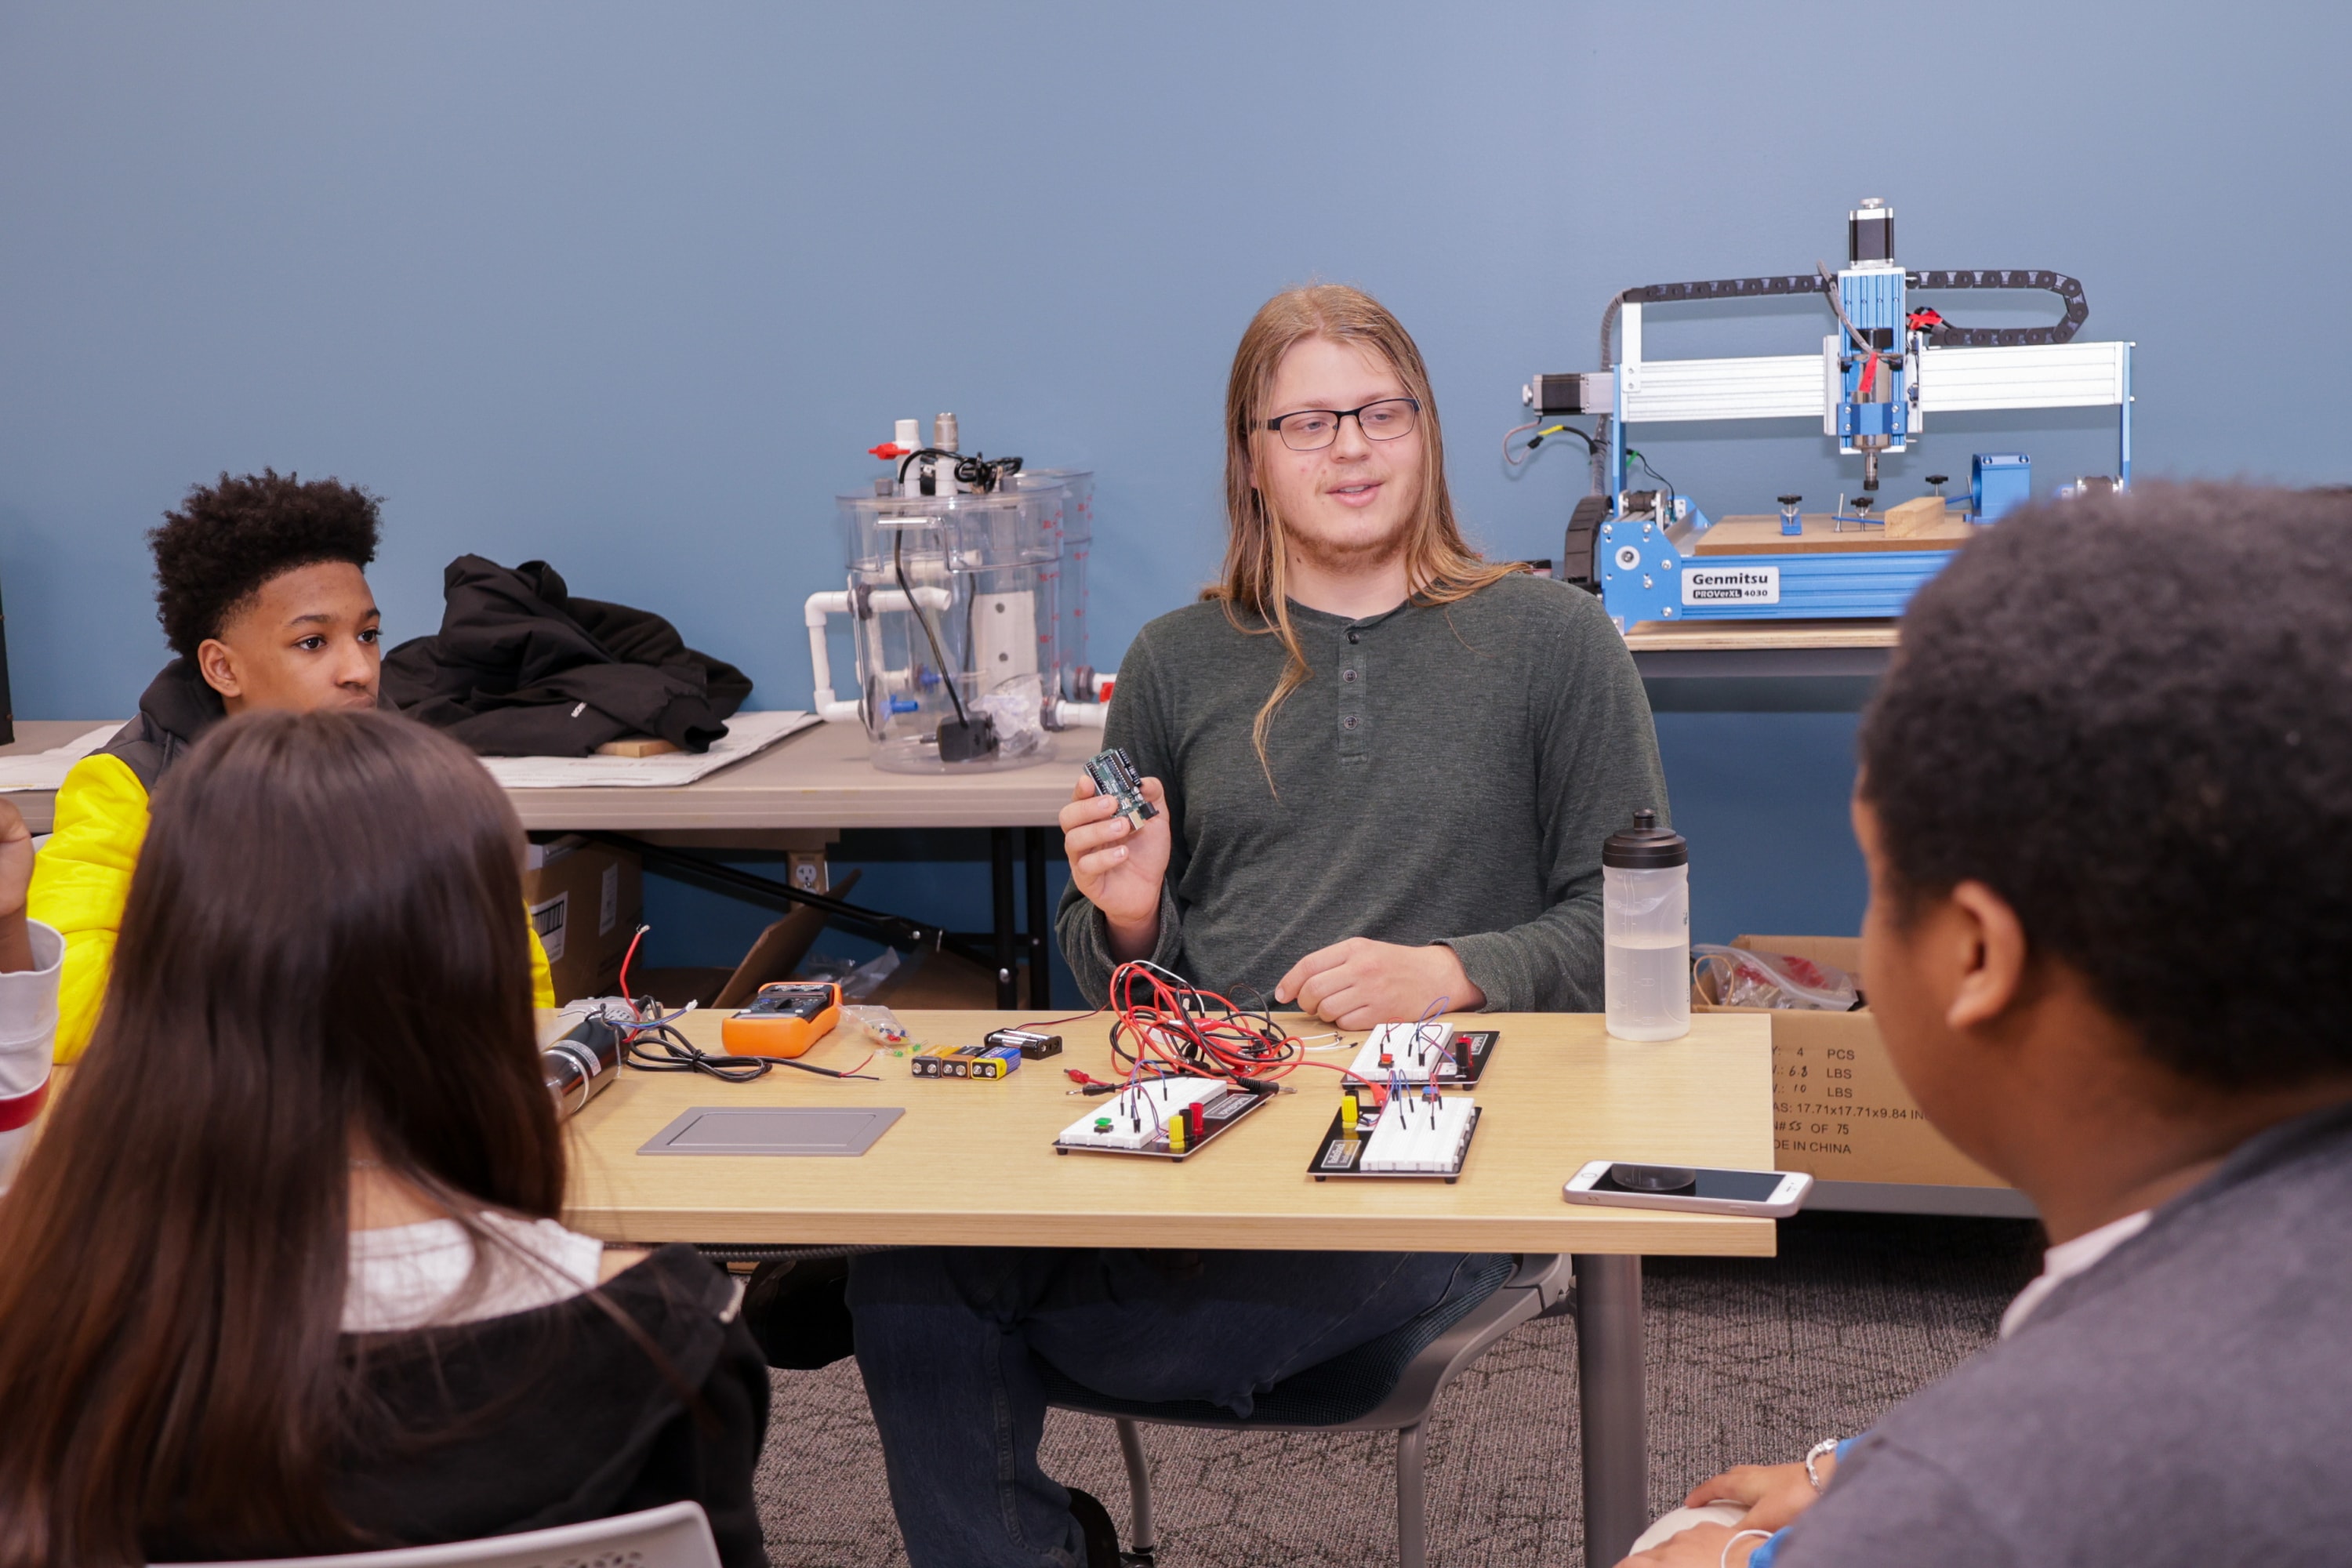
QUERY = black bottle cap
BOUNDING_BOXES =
[1603,809,1687,869]
[1777,495,1802,505]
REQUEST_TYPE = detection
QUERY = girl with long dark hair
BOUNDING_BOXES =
[0,710,768,1567]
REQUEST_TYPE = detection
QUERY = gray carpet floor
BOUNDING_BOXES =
[753,1214,2044,1566]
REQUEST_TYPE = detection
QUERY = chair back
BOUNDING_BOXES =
[154,1500,722,1568]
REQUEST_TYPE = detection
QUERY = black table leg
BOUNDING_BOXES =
[1025,826,1052,1010]
[990,827,1018,1009]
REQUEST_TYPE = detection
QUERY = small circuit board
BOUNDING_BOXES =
[1053,1076,1268,1161]
[1343,1025,1500,1088]
[1083,747,1156,833]
[1309,1094,1483,1182]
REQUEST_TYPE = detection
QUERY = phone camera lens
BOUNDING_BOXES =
[1609,1163,1698,1193]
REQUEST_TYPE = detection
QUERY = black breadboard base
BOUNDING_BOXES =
[1051,1085,1271,1162]
[1359,1028,1501,1088]
[1308,1104,1483,1183]
[1441,1028,1501,1087]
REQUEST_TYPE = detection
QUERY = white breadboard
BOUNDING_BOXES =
[1056,1077,1230,1151]
[1347,1022,1468,1085]
[1361,1096,1479,1174]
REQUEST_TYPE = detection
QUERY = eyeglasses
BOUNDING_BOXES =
[1262,397,1421,452]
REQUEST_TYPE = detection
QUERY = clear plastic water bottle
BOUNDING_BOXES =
[1603,809,1690,1040]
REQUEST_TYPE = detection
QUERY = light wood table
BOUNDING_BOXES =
[0,717,1078,837]
[564,1006,1774,1564]
[1622,619,1900,710]
[1,718,1079,1008]
[566,1007,1772,1253]
[1622,619,1901,655]
[0,720,118,834]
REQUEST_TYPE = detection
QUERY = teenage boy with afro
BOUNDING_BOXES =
[31,471,552,1061]
[1626,482,2352,1566]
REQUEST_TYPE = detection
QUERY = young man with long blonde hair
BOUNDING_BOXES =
[848,286,1669,1567]
[1057,282,1668,1022]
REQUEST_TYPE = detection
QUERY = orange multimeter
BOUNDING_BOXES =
[720,982,844,1058]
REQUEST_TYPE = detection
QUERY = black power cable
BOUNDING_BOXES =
[892,528,975,731]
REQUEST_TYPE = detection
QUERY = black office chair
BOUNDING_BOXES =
[1040,1253,1573,1568]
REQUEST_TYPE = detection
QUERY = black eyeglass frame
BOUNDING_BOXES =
[1261,397,1422,450]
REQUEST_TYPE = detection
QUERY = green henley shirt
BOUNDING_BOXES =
[1055,571,1670,1011]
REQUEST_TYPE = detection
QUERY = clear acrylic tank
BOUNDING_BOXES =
[1021,467,1096,704]
[812,480,1071,775]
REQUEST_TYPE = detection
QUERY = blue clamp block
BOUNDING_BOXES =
[1838,401,1904,440]
[1972,453,2031,524]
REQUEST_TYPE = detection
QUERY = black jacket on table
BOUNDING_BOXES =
[384,555,753,757]
[146,1245,771,1566]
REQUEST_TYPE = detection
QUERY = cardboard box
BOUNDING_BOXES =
[524,837,644,1004]
[1703,935,2030,1215]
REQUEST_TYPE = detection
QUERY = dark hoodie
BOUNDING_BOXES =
[101,656,229,789]
[385,557,753,757]
[147,1244,772,1565]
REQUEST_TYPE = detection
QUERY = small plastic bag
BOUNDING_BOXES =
[973,673,1050,760]
[840,947,901,1000]
[1692,945,1860,1011]
[840,1004,909,1045]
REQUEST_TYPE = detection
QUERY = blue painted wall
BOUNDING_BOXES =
[5,2,2343,964]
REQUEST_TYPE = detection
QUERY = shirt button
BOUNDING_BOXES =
[1343,716,1359,730]
[1347,630,1359,644]
[1342,669,1359,683]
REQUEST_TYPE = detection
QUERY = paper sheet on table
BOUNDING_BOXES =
[477,710,822,788]
[0,724,126,792]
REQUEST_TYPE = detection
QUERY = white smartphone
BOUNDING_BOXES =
[1563,1160,1813,1218]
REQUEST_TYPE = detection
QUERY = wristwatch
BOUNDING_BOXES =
[1804,1436,1842,1491]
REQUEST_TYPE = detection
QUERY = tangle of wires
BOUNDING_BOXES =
[1623,447,1679,517]
[599,926,880,1083]
[1089,960,1421,1110]
[893,448,1024,492]
[1502,419,1596,468]
[1105,961,1305,1087]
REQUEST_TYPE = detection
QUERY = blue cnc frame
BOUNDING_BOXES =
[1596,506,1958,628]
[1597,318,2134,633]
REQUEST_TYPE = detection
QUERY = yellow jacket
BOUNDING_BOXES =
[31,750,556,1062]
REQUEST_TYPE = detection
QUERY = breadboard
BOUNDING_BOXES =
[1052,1076,1267,1161]
[1343,1025,1499,1087]
[1308,1098,1483,1182]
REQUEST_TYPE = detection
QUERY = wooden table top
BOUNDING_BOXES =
[1689,514,1973,556]
[1620,619,1901,654]
[0,717,1083,835]
[561,1008,1777,1257]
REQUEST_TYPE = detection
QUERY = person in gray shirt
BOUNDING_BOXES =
[849,285,1666,1568]
[1628,482,2352,1567]
[1056,295,1665,1022]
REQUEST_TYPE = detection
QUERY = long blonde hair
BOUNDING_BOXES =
[1210,284,1516,785]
